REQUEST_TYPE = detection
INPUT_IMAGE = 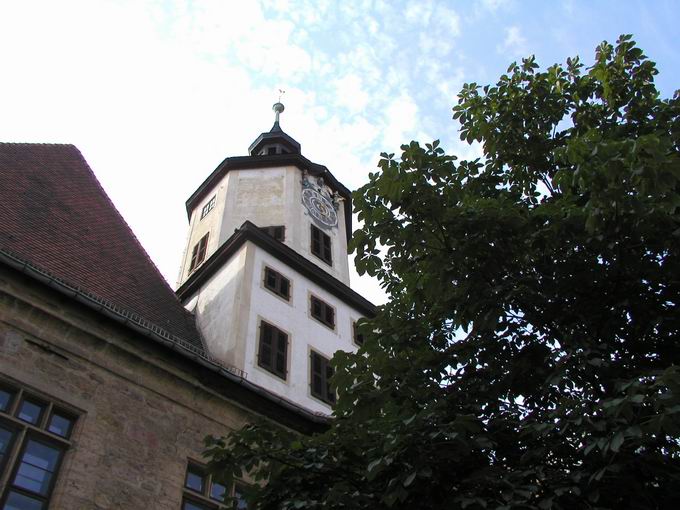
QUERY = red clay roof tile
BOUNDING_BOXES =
[0,143,202,350]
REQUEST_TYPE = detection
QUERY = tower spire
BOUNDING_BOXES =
[272,90,285,130]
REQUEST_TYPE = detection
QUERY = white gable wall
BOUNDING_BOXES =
[243,244,361,414]
[185,241,363,415]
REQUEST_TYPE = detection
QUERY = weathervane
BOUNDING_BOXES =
[273,89,285,123]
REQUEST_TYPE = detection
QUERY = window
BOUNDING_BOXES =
[0,383,77,510]
[262,225,285,242]
[352,321,365,347]
[310,295,335,330]
[189,233,209,272]
[182,462,248,509]
[310,351,335,405]
[200,195,217,220]
[263,267,290,301]
[310,225,332,265]
[257,321,288,380]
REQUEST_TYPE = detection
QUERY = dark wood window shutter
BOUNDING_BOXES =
[310,225,332,265]
[310,296,335,329]
[263,225,285,242]
[264,267,291,300]
[258,321,287,380]
[310,351,335,405]
[189,233,209,272]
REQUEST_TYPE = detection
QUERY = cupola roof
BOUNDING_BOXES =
[248,102,301,156]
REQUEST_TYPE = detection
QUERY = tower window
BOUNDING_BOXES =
[200,195,216,220]
[262,225,285,242]
[352,321,365,347]
[310,295,335,330]
[189,233,209,272]
[257,321,288,380]
[310,225,332,265]
[264,267,290,301]
[310,351,335,405]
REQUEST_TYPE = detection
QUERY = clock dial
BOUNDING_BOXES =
[302,188,338,228]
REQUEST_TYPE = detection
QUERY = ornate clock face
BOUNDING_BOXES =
[302,188,338,228]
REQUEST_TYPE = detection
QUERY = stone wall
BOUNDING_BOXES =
[0,266,280,509]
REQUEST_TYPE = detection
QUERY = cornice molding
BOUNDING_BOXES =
[176,221,377,318]
[184,154,353,244]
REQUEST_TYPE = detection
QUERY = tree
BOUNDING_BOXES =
[205,35,680,509]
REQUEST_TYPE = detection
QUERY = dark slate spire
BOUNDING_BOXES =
[248,101,301,156]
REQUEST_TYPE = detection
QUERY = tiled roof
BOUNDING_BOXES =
[0,143,203,350]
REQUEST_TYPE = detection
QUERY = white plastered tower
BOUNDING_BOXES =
[176,103,374,415]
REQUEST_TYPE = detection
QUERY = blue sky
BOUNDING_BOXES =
[1,0,678,304]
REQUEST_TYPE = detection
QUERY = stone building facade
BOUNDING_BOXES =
[0,109,373,509]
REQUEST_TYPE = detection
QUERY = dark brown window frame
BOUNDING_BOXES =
[262,225,285,242]
[310,224,332,265]
[257,321,289,380]
[190,233,210,272]
[310,350,335,405]
[310,295,335,330]
[352,320,365,347]
[200,195,217,220]
[263,267,290,301]
[0,381,77,510]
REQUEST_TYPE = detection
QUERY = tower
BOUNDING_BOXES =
[176,104,375,414]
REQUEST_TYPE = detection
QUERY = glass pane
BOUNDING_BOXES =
[13,440,62,497]
[15,462,52,495]
[210,481,227,502]
[3,491,44,510]
[0,426,15,455]
[182,500,210,510]
[234,484,248,509]
[0,388,14,412]
[47,413,74,439]
[17,400,44,425]
[22,441,60,472]
[185,467,204,493]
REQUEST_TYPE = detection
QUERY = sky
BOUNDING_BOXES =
[1,0,678,306]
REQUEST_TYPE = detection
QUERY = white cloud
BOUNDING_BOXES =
[437,5,461,37]
[334,74,370,114]
[482,0,511,12]
[381,92,419,152]
[0,0,505,306]
[497,25,529,58]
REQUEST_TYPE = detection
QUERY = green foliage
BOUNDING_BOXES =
[205,35,680,509]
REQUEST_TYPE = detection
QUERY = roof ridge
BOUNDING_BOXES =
[68,146,188,304]
[0,142,201,347]
[0,142,77,147]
